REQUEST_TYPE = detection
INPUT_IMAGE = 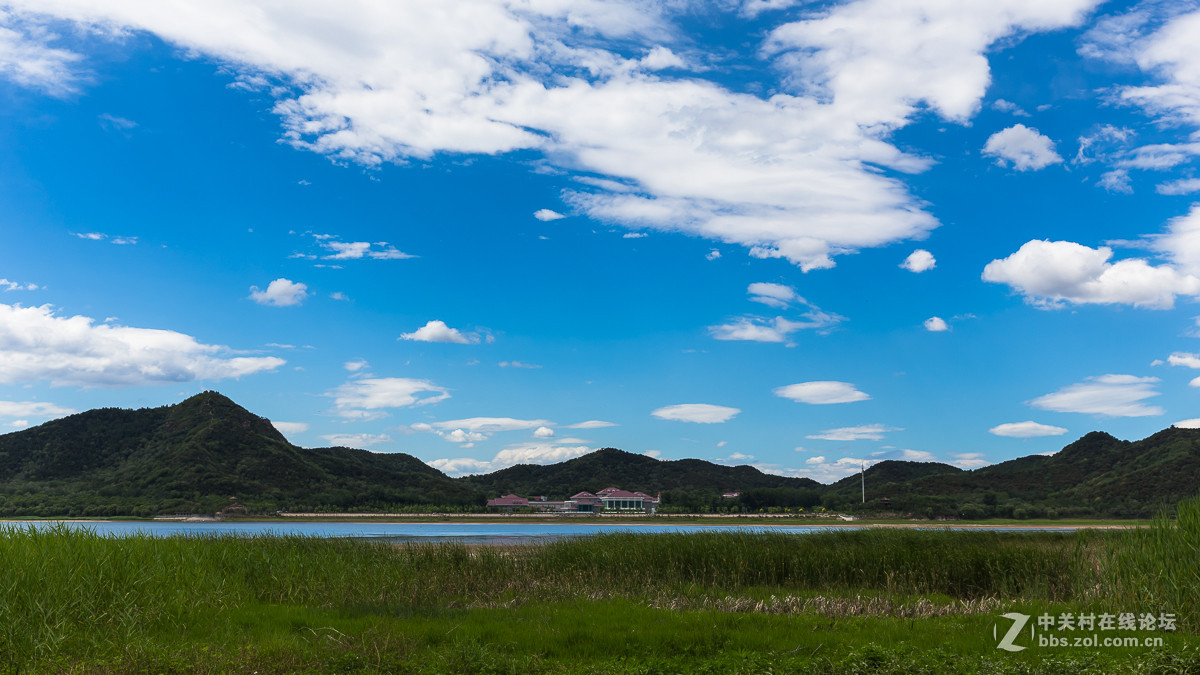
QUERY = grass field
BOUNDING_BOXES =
[1,504,1198,673]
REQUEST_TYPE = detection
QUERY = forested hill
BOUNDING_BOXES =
[0,391,479,516]
[461,447,824,499]
[3,391,1200,518]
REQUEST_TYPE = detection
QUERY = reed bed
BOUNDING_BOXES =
[1103,495,1200,630]
[0,523,1097,668]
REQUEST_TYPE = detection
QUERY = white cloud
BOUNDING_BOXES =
[271,421,309,435]
[747,282,797,308]
[805,455,826,464]
[1030,374,1163,417]
[1098,169,1133,193]
[1167,352,1200,369]
[951,452,990,469]
[0,302,285,387]
[1158,178,1200,195]
[773,381,869,405]
[0,11,84,95]
[0,278,38,292]
[1175,418,1200,429]
[72,231,136,244]
[564,419,617,429]
[983,239,1200,309]
[499,360,541,369]
[534,209,566,221]
[412,416,552,444]
[321,239,413,260]
[431,417,550,434]
[320,432,391,448]
[329,377,449,419]
[0,400,76,420]
[806,424,899,441]
[992,99,1028,116]
[400,320,475,344]
[651,403,740,424]
[705,250,721,261]
[988,421,1069,438]
[249,278,309,307]
[344,359,369,372]
[982,124,1063,171]
[923,316,949,332]
[900,249,936,273]
[1086,8,1200,130]
[4,0,1099,272]
[429,442,595,476]
[1148,204,1200,277]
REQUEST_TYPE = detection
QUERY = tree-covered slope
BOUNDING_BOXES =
[0,391,480,516]
[461,447,823,499]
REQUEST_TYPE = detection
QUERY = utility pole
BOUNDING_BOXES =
[861,461,865,504]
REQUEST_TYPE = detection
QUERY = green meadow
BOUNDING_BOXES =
[3,503,1200,673]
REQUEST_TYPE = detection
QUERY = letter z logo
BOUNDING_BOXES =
[994,612,1030,652]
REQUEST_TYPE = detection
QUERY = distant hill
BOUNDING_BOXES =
[3,391,1200,518]
[0,391,480,516]
[462,447,823,498]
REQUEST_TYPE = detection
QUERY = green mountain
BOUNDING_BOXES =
[826,429,1200,518]
[464,447,823,498]
[3,391,1200,518]
[0,391,480,516]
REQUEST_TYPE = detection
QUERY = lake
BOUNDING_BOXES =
[0,520,1075,544]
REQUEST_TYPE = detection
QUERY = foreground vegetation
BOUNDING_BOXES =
[4,498,1200,674]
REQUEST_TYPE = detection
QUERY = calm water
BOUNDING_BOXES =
[0,520,1071,544]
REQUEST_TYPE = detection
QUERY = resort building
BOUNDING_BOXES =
[486,487,659,514]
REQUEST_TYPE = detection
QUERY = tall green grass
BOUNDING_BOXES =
[0,524,1096,669]
[1104,495,1200,630]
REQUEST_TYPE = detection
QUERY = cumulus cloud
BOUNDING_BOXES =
[329,377,449,419]
[982,124,1063,171]
[806,424,899,441]
[1030,374,1163,417]
[428,442,595,476]
[412,416,552,444]
[900,249,936,273]
[1158,178,1200,195]
[0,400,75,421]
[773,381,869,404]
[988,421,1069,438]
[0,11,84,95]
[343,359,369,372]
[0,278,38,292]
[747,282,798,309]
[320,432,391,448]
[983,239,1200,309]
[1084,7,1200,131]
[271,421,309,435]
[399,320,476,344]
[534,209,566,221]
[1,0,1099,271]
[564,420,617,429]
[651,403,740,424]
[249,278,308,307]
[320,239,413,260]
[712,284,844,342]
[0,302,285,387]
[951,452,990,469]
[499,360,541,369]
[1175,418,1200,429]
[923,316,949,332]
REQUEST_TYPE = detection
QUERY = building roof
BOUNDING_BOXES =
[600,489,644,500]
[571,491,599,499]
[487,494,529,507]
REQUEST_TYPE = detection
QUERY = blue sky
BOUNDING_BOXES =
[4,0,1200,482]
